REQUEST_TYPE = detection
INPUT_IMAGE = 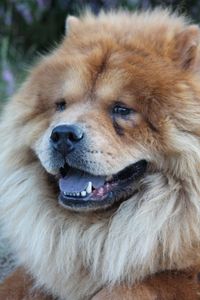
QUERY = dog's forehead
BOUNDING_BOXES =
[61,48,177,105]
[32,36,182,111]
[63,56,128,102]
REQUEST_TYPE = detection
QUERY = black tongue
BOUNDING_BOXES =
[59,168,106,193]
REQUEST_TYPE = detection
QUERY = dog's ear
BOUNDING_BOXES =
[172,25,200,70]
[65,15,80,34]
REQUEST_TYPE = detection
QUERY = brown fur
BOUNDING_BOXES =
[1,268,200,300]
[1,9,200,300]
[0,268,52,300]
[93,269,200,300]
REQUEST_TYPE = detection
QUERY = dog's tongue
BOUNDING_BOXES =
[59,168,106,193]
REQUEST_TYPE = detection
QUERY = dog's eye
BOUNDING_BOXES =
[112,105,133,116]
[55,100,66,112]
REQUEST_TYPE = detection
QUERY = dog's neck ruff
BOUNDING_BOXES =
[0,155,200,299]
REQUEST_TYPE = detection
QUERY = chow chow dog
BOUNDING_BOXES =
[1,8,200,300]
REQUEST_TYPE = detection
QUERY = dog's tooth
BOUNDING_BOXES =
[64,192,67,196]
[86,182,92,194]
[76,192,80,196]
[81,191,86,197]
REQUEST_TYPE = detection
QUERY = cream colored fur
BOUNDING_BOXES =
[1,9,200,300]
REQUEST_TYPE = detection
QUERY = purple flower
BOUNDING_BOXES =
[15,3,33,24]
[2,64,15,96]
[36,0,51,10]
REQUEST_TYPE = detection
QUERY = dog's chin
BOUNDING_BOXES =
[45,160,147,212]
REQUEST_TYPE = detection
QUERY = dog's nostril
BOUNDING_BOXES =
[69,129,83,141]
[50,131,60,143]
[68,132,77,142]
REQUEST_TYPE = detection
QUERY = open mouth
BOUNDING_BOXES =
[58,160,147,211]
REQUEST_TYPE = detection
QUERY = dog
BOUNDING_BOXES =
[1,8,200,299]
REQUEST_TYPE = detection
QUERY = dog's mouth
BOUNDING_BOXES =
[58,160,147,211]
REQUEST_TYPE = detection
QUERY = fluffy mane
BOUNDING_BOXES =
[1,9,200,300]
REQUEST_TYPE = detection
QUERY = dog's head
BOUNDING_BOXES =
[8,10,200,212]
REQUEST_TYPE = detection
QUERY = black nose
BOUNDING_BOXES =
[50,125,84,154]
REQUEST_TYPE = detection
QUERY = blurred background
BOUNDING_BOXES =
[1,0,200,104]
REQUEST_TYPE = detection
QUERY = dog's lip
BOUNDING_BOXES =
[58,160,147,211]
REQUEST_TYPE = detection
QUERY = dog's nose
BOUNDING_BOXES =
[50,125,84,154]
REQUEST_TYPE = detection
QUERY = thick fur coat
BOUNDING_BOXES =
[1,9,200,300]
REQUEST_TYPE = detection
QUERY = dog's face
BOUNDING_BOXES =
[15,12,200,211]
